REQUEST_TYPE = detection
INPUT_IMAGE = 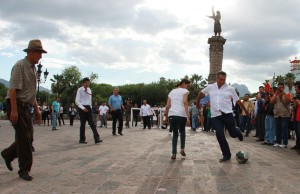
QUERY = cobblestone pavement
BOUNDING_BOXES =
[0,119,300,194]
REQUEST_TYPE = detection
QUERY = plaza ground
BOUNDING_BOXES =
[0,119,300,194]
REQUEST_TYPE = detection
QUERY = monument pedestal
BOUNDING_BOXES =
[207,36,226,84]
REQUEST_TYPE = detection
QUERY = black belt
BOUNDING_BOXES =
[219,110,226,115]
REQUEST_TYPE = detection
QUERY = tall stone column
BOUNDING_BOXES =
[207,36,226,83]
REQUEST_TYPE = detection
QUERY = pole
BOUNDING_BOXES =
[37,80,40,105]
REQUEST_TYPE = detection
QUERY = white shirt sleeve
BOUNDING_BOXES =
[75,88,85,110]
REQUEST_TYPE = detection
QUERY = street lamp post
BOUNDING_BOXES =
[36,62,49,105]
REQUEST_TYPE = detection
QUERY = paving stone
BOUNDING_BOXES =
[0,120,300,193]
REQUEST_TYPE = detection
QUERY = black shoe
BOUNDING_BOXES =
[180,150,186,157]
[171,154,176,160]
[267,143,274,146]
[236,127,243,141]
[290,145,300,150]
[112,133,117,136]
[79,141,87,144]
[1,151,13,171]
[261,142,268,145]
[118,133,123,136]
[219,157,231,162]
[256,139,264,142]
[19,173,33,181]
[95,140,103,144]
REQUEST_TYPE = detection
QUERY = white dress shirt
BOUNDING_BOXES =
[201,83,239,118]
[99,105,109,115]
[140,104,151,116]
[75,86,92,110]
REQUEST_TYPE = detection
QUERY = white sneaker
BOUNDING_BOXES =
[273,143,280,147]
[279,144,288,148]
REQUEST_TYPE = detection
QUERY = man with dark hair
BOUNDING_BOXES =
[52,96,60,130]
[75,77,102,144]
[271,83,291,148]
[1,39,45,181]
[240,94,254,137]
[254,92,265,141]
[196,71,249,162]
[259,86,266,99]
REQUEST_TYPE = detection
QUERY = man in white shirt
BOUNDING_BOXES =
[75,77,102,144]
[99,102,109,128]
[140,100,151,129]
[196,71,249,162]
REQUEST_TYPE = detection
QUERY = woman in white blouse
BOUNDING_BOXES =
[165,79,191,159]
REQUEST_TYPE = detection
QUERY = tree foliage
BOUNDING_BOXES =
[0,83,7,102]
[46,66,208,108]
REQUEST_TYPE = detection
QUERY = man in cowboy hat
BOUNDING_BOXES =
[1,39,47,181]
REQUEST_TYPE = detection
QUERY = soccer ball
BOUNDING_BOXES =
[236,150,249,164]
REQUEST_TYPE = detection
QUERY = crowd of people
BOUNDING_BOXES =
[1,39,299,182]
[191,81,299,149]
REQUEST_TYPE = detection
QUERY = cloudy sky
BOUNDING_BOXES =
[0,0,299,92]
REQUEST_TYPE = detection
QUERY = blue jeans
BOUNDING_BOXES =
[51,112,58,129]
[264,115,276,144]
[191,114,198,129]
[211,113,239,159]
[275,117,289,145]
[169,116,187,154]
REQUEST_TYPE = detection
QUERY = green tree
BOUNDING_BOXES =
[50,74,65,96]
[92,83,114,104]
[141,83,168,106]
[119,83,144,105]
[275,75,285,85]
[0,83,8,102]
[285,72,296,93]
[60,66,82,106]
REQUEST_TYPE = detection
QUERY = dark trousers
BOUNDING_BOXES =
[70,115,75,126]
[275,116,289,145]
[169,116,187,154]
[240,115,252,133]
[125,113,130,127]
[132,116,138,127]
[142,116,151,129]
[111,109,123,134]
[2,100,33,175]
[211,113,239,159]
[42,112,49,125]
[256,114,265,140]
[206,117,212,131]
[296,122,300,146]
[203,114,208,131]
[78,106,100,142]
[58,113,65,125]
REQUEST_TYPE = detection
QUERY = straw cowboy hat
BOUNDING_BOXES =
[23,39,47,53]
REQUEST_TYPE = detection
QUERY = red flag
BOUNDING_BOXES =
[265,83,270,93]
